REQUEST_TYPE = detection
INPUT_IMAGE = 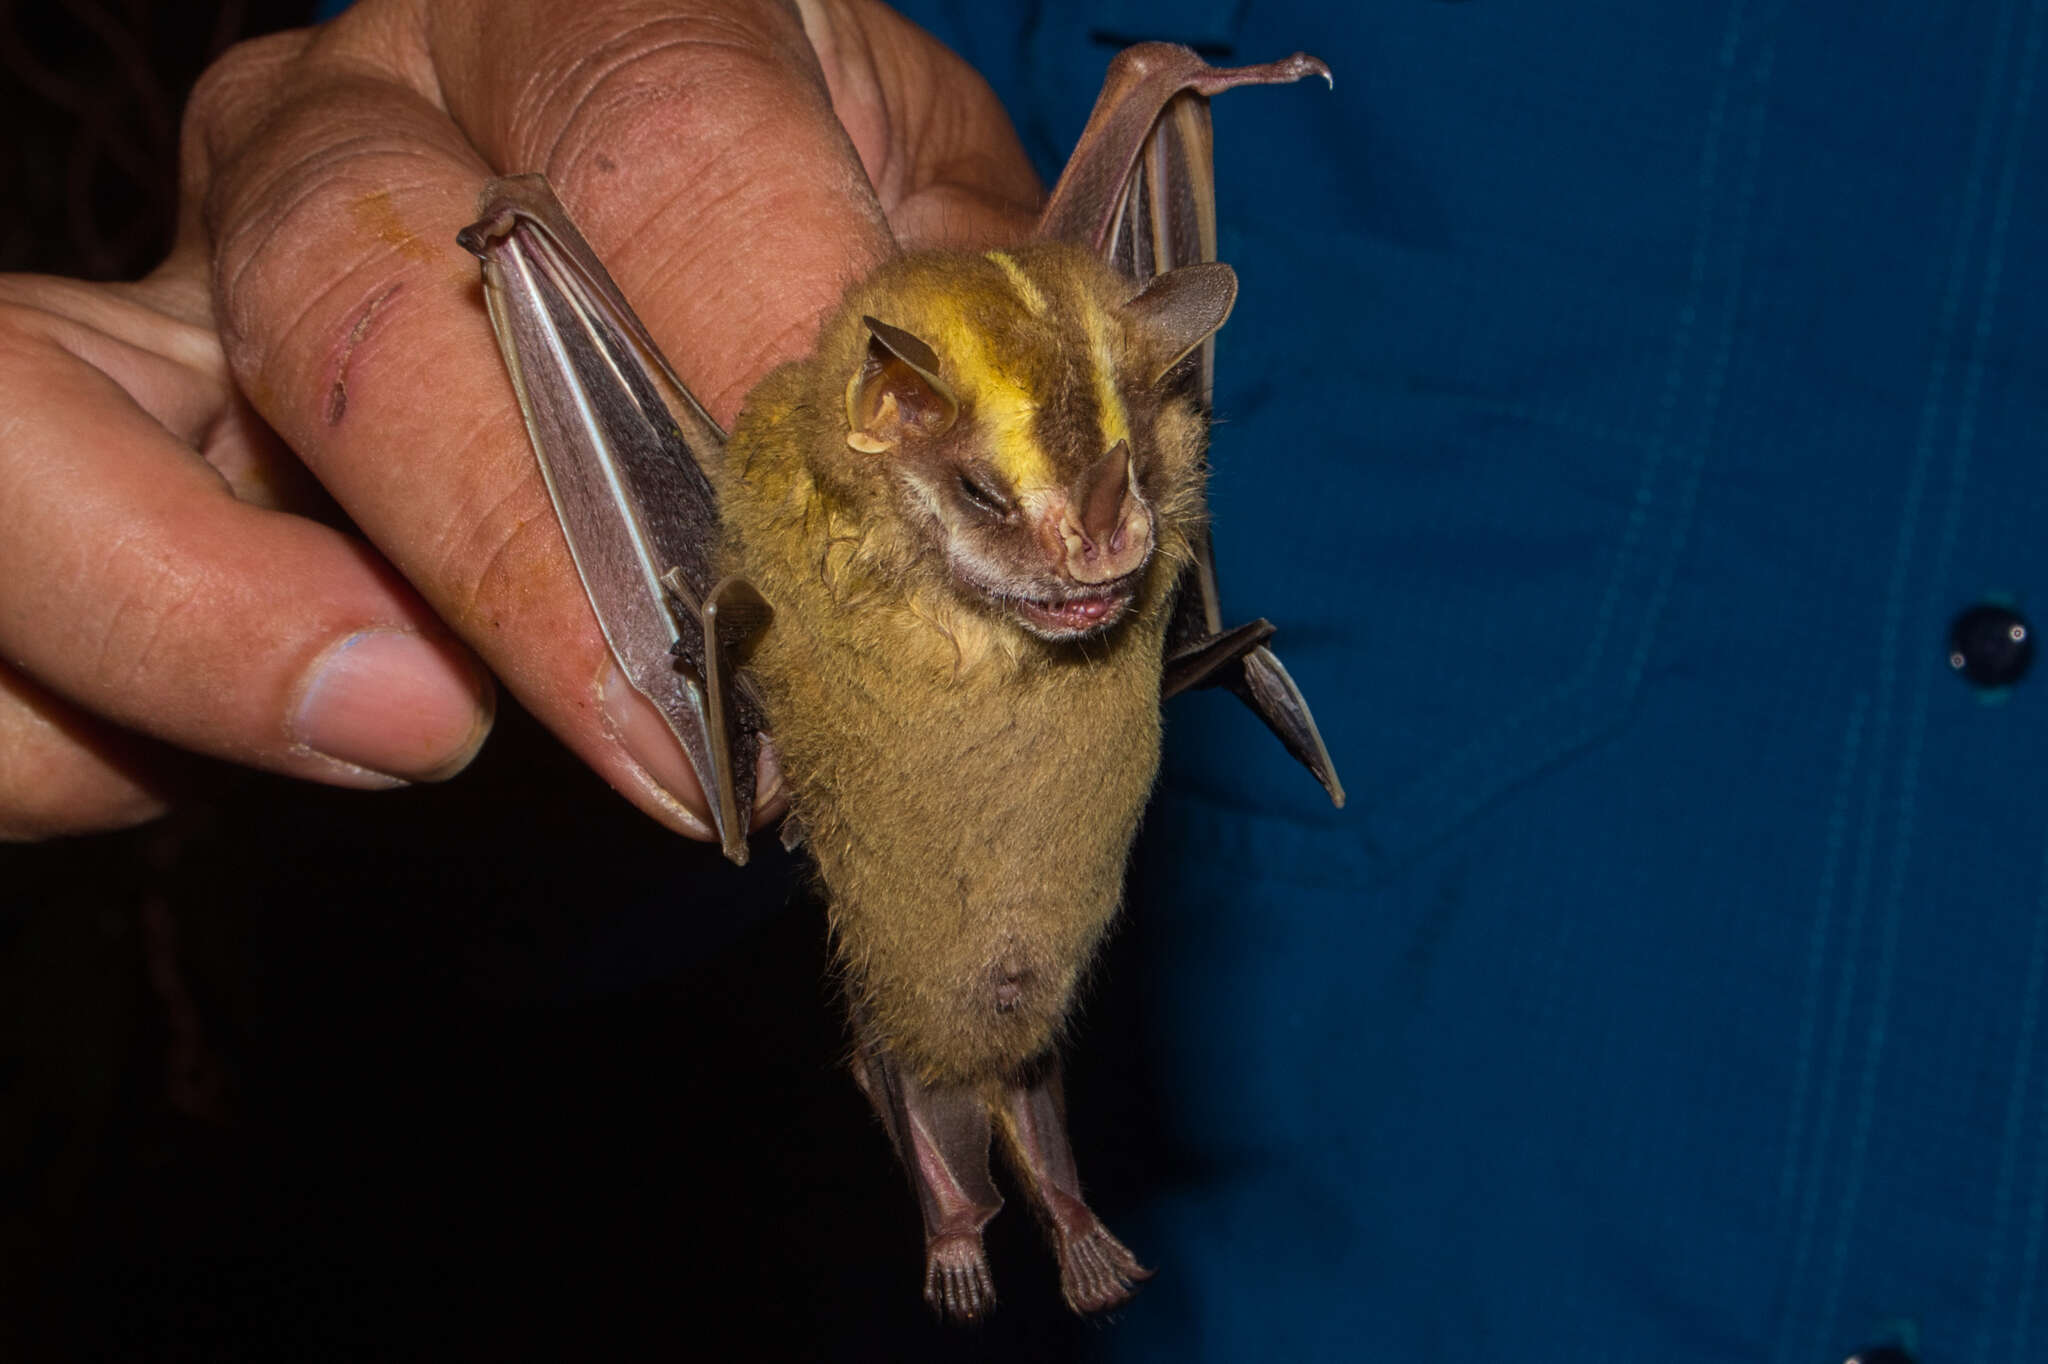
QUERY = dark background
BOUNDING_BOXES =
[0,6,1169,1357]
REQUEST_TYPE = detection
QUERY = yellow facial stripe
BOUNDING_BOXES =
[981,384,1054,488]
[881,254,1137,494]
[1080,298,1131,450]
[985,251,1049,317]
[925,300,1055,489]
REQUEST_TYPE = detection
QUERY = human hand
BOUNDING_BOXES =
[0,0,1042,841]
[0,265,494,839]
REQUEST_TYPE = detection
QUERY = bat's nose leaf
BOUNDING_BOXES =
[1077,440,1132,553]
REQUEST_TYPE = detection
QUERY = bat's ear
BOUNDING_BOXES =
[1123,262,1238,384]
[846,316,960,454]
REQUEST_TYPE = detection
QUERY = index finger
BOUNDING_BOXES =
[189,1,893,837]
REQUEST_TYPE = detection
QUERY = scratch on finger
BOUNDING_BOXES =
[326,281,404,427]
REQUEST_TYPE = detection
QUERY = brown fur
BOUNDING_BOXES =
[717,245,1211,1086]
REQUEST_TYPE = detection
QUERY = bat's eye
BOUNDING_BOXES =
[956,472,1012,519]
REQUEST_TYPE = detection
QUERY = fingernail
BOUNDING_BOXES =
[292,629,494,783]
[598,660,715,840]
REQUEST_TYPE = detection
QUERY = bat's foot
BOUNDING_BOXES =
[850,1027,1007,1323]
[1047,1193,1153,1314]
[992,1063,1154,1315]
[923,1231,997,1323]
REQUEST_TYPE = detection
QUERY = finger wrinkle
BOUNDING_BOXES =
[210,130,423,337]
[37,321,229,450]
[894,75,1040,217]
[448,460,544,575]
[613,137,884,284]
[497,17,788,168]
[752,309,837,380]
[446,52,554,169]
[553,9,802,98]
[622,207,835,418]
[617,170,753,266]
[434,414,539,546]
[554,111,888,413]
[215,130,476,254]
[538,31,823,181]
[403,414,557,618]
[87,534,211,699]
[205,81,480,264]
[448,490,578,649]
[106,576,205,701]
[210,122,465,275]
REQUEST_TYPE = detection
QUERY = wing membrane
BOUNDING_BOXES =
[459,174,765,859]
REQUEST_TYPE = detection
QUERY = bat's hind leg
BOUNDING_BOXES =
[996,1062,1153,1314]
[852,1036,1004,1323]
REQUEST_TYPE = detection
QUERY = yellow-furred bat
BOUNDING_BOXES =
[457,43,1340,1322]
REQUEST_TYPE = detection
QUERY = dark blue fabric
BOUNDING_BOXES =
[901,2,2048,1359]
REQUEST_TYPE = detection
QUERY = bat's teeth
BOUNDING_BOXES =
[1008,575,1143,639]
[1017,592,1126,637]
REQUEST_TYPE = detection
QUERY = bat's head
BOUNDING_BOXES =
[827,244,1234,643]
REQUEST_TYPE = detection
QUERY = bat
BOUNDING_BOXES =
[457,42,1340,1322]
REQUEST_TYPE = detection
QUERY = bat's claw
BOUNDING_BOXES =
[923,1232,997,1324]
[1053,1208,1153,1315]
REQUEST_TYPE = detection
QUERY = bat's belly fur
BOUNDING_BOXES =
[721,366,1177,1087]
[766,619,1162,1084]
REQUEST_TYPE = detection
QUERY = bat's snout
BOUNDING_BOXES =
[1053,441,1151,586]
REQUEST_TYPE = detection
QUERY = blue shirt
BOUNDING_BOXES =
[898,2,2048,1359]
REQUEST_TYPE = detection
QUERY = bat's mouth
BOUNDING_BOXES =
[949,552,1144,641]
[1008,578,1139,641]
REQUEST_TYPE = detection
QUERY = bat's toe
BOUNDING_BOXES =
[1056,1220,1153,1315]
[923,1232,997,1324]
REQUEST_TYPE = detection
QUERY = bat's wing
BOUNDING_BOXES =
[458,174,769,862]
[1039,46,1344,808]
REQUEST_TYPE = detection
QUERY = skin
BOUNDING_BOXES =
[0,0,1042,841]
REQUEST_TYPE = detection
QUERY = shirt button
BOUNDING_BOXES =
[1948,602,2034,689]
